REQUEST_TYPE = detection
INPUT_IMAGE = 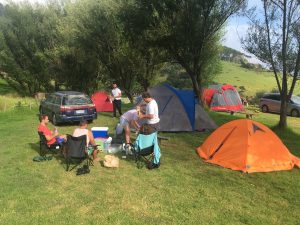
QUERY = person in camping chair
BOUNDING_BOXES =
[38,115,66,146]
[139,92,160,133]
[73,120,100,162]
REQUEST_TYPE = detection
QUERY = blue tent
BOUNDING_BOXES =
[149,84,217,132]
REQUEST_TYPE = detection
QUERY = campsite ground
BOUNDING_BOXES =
[0,105,299,225]
[0,62,300,225]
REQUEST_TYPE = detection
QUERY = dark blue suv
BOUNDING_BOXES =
[39,91,97,125]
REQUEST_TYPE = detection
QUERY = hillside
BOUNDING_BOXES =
[215,61,300,102]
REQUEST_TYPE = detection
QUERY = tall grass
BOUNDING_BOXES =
[0,95,37,112]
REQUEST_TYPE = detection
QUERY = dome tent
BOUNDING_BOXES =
[148,84,217,132]
[91,92,113,112]
[197,119,300,173]
[203,84,244,112]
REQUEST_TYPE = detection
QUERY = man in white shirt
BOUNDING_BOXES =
[139,92,160,132]
[111,83,122,117]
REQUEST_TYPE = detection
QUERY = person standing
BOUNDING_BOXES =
[139,92,160,132]
[111,83,122,117]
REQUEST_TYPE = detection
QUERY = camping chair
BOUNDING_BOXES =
[38,131,62,156]
[131,132,161,169]
[65,134,93,172]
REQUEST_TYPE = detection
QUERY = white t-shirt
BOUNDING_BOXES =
[146,99,160,124]
[111,88,121,100]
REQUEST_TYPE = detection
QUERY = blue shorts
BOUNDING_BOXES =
[56,137,65,144]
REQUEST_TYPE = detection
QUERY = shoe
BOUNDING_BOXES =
[76,165,90,175]
[147,162,160,170]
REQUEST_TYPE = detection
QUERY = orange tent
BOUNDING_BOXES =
[196,119,300,173]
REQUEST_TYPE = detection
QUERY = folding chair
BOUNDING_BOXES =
[38,131,61,156]
[131,132,161,169]
[65,134,92,172]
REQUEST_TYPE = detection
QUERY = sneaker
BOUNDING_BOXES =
[124,144,133,155]
[76,165,90,175]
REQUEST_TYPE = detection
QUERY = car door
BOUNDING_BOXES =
[271,95,281,113]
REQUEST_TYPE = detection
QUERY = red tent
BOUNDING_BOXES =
[91,92,113,112]
[203,84,244,111]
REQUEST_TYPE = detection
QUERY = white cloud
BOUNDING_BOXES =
[223,23,249,52]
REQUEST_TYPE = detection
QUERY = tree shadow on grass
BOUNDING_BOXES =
[28,142,68,169]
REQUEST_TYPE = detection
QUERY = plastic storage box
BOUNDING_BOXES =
[91,127,109,138]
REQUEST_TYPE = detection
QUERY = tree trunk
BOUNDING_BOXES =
[279,0,288,129]
[190,74,203,105]
[279,95,288,128]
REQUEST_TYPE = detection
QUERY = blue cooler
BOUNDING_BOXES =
[91,127,109,138]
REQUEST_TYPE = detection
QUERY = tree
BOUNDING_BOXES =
[126,0,245,103]
[243,0,300,128]
[0,2,63,95]
[68,0,151,102]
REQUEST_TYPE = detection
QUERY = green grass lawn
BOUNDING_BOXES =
[0,105,299,225]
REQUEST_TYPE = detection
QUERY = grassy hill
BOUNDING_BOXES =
[215,61,300,100]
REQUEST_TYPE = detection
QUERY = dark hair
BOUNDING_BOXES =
[79,120,88,126]
[142,92,151,98]
[39,114,48,122]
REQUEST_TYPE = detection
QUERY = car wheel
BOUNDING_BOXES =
[52,114,58,125]
[291,109,299,117]
[261,105,269,113]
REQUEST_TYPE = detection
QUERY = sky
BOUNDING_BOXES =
[0,0,263,63]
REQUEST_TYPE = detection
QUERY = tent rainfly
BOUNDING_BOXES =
[197,119,300,173]
[148,84,217,132]
[91,92,113,112]
[203,84,244,112]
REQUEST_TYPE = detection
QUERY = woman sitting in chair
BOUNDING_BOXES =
[73,120,100,162]
[38,115,66,146]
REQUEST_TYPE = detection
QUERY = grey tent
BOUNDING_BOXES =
[148,84,217,132]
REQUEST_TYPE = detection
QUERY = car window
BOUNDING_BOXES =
[54,96,61,105]
[291,96,300,104]
[274,95,281,101]
[63,95,92,105]
[265,94,280,101]
[46,95,56,103]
